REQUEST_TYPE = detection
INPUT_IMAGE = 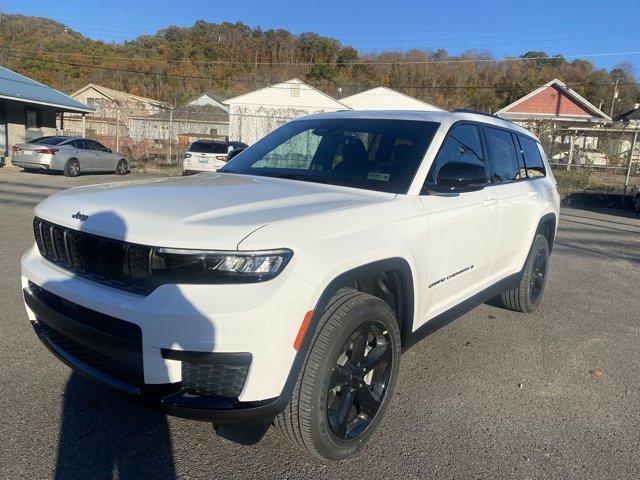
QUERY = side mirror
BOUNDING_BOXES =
[107,148,112,153]
[428,162,487,194]
[227,147,246,162]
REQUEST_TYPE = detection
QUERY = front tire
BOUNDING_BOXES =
[498,234,550,313]
[63,158,80,177]
[276,289,401,460]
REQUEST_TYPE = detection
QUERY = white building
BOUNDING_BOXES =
[224,78,348,144]
[340,87,442,111]
[186,93,229,111]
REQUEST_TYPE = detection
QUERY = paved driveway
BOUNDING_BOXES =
[1,168,639,479]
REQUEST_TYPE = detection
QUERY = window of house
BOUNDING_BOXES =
[484,127,522,182]
[518,135,546,178]
[290,84,300,97]
[86,98,102,111]
[427,123,485,184]
[25,109,39,130]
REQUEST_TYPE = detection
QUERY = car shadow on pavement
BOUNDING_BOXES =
[55,373,176,480]
[31,210,214,479]
[562,191,638,217]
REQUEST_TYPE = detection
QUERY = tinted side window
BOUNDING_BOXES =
[484,127,522,182]
[74,139,91,150]
[518,135,546,177]
[427,124,485,183]
[88,140,109,152]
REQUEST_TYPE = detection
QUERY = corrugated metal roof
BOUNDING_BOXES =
[0,65,94,113]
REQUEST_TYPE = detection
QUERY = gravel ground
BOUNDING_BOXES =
[1,168,639,479]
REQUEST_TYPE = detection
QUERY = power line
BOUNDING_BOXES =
[4,45,640,66]
[49,22,640,44]
[43,16,640,38]
[4,52,639,92]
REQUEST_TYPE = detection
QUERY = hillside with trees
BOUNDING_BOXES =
[0,13,638,114]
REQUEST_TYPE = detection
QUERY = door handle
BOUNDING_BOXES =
[481,198,498,207]
[527,191,538,197]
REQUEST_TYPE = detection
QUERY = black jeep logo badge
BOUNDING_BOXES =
[71,212,89,222]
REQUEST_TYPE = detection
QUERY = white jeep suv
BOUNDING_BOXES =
[21,110,559,460]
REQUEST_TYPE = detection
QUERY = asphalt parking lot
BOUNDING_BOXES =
[1,167,640,479]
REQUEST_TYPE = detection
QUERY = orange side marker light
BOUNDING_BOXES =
[293,310,314,350]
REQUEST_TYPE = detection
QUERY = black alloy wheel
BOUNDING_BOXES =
[529,243,548,303]
[275,289,401,460]
[497,233,550,313]
[326,321,393,440]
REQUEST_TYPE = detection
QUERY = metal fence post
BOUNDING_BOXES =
[115,108,120,152]
[167,107,173,164]
[621,130,638,207]
[567,133,574,171]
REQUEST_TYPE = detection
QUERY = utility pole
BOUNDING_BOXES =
[621,130,638,207]
[609,78,620,118]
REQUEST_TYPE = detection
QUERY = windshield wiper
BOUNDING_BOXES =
[269,173,312,181]
[268,173,339,186]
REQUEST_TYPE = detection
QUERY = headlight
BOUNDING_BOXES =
[152,248,293,283]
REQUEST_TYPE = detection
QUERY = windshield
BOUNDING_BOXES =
[31,136,69,145]
[189,141,226,153]
[219,118,439,194]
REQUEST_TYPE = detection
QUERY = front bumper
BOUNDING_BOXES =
[21,244,318,423]
[23,280,299,423]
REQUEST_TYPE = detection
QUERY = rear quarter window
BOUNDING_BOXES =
[518,135,546,178]
[484,127,523,182]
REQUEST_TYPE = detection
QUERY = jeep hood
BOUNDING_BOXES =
[34,173,395,249]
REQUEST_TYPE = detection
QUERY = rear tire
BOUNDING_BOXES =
[115,159,128,175]
[498,234,550,313]
[276,289,401,460]
[63,158,80,177]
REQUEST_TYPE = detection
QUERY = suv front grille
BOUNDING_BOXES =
[33,217,152,293]
[29,282,144,387]
[35,322,145,387]
[29,281,142,343]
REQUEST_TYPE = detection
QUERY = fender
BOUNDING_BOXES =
[277,258,415,404]
[536,212,557,251]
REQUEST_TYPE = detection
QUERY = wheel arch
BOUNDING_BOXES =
[536,212,557,251]
[303,258,416,354]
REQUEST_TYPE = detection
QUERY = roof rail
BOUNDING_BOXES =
[451,108,521,127]
[450,108,496,117]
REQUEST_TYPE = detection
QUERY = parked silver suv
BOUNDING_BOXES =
[12,136,129,177]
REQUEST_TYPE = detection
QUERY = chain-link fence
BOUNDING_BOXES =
[530,122,640,206]
[59,106,230,175]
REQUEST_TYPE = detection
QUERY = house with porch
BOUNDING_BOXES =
[496,79,612,164]
[0,65,93,167]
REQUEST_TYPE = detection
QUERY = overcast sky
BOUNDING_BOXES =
[4,0,640,72]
